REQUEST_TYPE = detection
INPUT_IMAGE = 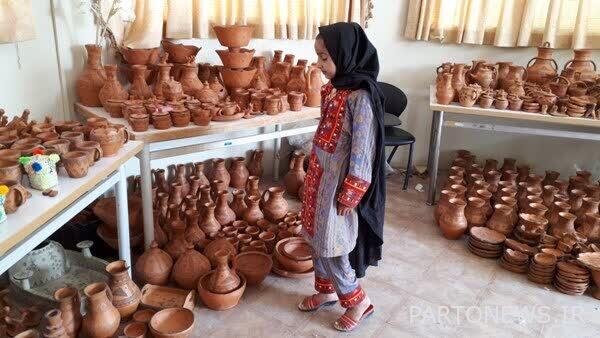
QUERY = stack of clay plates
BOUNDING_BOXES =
[553,261,590,296]
[527,253,557,284]
[513,224,543,246]
[467,227,506,258]
[500,248,529,273]
[538,234,558,249]
[504,238,537,257]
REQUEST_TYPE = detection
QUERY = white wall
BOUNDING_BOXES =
[2,0,600,179]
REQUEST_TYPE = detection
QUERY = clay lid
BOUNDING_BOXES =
[533,252,557,266]
[577,252,600,270]
[470,227,506,244]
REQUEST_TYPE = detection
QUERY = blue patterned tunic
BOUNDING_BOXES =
[301,83,376,257]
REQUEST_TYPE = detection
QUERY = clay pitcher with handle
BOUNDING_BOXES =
[305,64,323,107]
[283,151,306,197]
[262,187,288,222]
[526,42,558,84]
[82,282,120,338]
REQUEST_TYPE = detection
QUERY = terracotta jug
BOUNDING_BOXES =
[154,58,172,98]
[243,195,264,226]
[98,64,128,107]
[53,287,81,338]
[284,151,306,197]
[467,63,496,90]
[465,197,487,229]
[568,189,586,213]
[548,201,571,229]
[251,56,270,90]
[562,49,597,81]
[271,62,291,92]
[168,183,184,208]
[485,203,513,236]
[262,187,288,222]
[434,189,456,225]
[578,213,600,243]
[270,50,283,73]
[153,210,168,247]
[162,77,184,102]
[495,62,512,89]
[164,208,189,260]
[188,176,202,198]
[542,185,558,208]
[172,243,211,290]
[215,190,236,226]
[439,198,468,239]
[502,65,527,91]
[305,65,324,107]
[286,66,307,93]
[179,58,204,96]
[81,282,120,338]
[211,158,230,188]
[106,260,141,318]
[200,202,221,236]
[174,164,191,197]
[207,249,241,294]
[436,73,454,104]
[228,157,249,189]
[129,65,152,99]
[575,197,600,226]
[194,162,211,186]
[551,211,577,237]
[134,241,173,285]
[184,209,205,245]
[450,64,468,100]
[153,168,169,194]
[458,84,482,107]
[76,44,106,107]
[526,42,558,84]
[42,309,69,338]
[230,189,247,219]
[247,150,263,178]
[198,185,213,209]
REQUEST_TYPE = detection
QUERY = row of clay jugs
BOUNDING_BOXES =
[262,187,288,222]
[284,151,306,197]
[53,287,81,338]
[562,49,597,81]
[106,260,141,318]
[76,44,106,107]
[436,72,454,105]
[98,64,128,107]
[129,65,153,99]
[207,249,241,293]
[526,42,558,84]
[229,157,249,189]
[439,198,467,239]
[172,243,211,289]
[82,282,120,338]
[134,241,173,285]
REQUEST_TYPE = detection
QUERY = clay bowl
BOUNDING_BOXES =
[0,134,18,148]
[0,159,21,182]
[216,49,255,69]
[161,40,201,64]
[121,46,160,65]
[213,25,254,49]
[0,149,22,161]
[235,251,273,285]
[281,238,312,261]
[220,67,257,89]
[149,308,194,338]
[274,238,313,273]
[133,308,156,323]
[197,272,246,311]
[124,321,147,338]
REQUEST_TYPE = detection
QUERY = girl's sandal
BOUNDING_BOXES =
[297,294,338,312]
[333,304,375,332]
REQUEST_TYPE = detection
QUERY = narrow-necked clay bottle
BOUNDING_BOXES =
[184,209,205,246]
[154,168,169,194]
[174,164,190,197]
[247,150,264,178]
[198,185,213,210]
[157,192,169,228]
[215,190,236,226]
[439,198,468,240]
[81,282,120,338]
[211,158,230,187]
[53,287,82,338]
[486,203,514,236]
[243,195,264,226]
[284,151,306,197]
[228,157,249,189]
[134,241,173,285]
[568,189,586,213]
[230,189,247,220]
[154,54,172,98]
[262,187,288,222]
[207,249,241,294]
[99,64,128,107]
[199,202,221,237]
[106,260,141,318]
[189,176,202,198]
[245,176,261,205]
[76,44,106,107]
[434,189,456,225]
[194,162,210,186]
[168,183,184,207]
[153,209,168,247]
[172,242,211,290]
[164,204,189,259]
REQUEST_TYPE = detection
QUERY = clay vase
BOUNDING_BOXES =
[98,64,128,108]
[76,44,106,107]
[134,241,173,286]
[162,77,184,102]
[42,309,69,338]
[284,151,306,197]
[168,183,184,208]
[129,65,153,100]
[250,56,270,89]
[200,202,221,237]
[439,198,468,240]
[502,65,527,91]
[180,61,204,96]
[211,158,230,188]
[578,213,600,243]
[551,212,577,237]
[548,201,571,229]
[563,49,597,81]
[465,197,487,229]
[207,249,241,294]
[81,282,120,338]
[526,42,558,84]
[106,260,141,318]
[286,66,307,93]
[305,65,324,107]
[542,185,558,208]
[243,195,264,226]
[542,170,560,187]
[230,189,247,220]
[194,162,211,186]
[215,190,236,227]
[262,187,288,222]
[245,175,261,203]
[248,150,263,178]
[228,157,249,189]
[436,73,454,104]
[568,189,586,213]
[154,62,172,98]
[154,168,169,194]
[198,185,213,208]
[485,204,513,236]
[575,197,600,226]
[153,210,169,247]
[271,62,291,92]
[500,158,517,173]
[184,209,205,246]
[53,287,82,338]
[433,189,457,225]
[174,164,191,197]
[467,63,496,90]
[172,243,211,290]
[270,50,283,71]
[495,62,512,89]
[164,211,189,260]
[484,170,501,193]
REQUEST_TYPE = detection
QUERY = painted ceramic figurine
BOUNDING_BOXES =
[19,149,60,191]
[0,185,8,223]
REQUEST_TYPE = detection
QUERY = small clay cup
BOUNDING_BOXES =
[36,131,60,143]
[0,149,22,161]
[0,179,31,214]
[43,139,71,155]
[250,93,266,112]
[60,131,85,150]
[190,107,211,126]
[74,140,103,166]
[62,151,91,178]
[129,113,150,132]
[288,91,307,111]
[264,95,283,115]
[124,321,147,338]
[0,159,22,182]
[105,99,126,118]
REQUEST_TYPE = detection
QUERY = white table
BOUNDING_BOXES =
[427,85,600,205]
[76,104,320,249]
[0,141,143,274]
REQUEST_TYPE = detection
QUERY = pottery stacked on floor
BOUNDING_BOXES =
[577,252,600,299]
[527,252,557,284]
[197,249,247,310]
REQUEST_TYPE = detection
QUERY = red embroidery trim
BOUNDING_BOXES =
[314,83,351,153]
[301,151,323,237]
[339,285,366,308]
[315,277,336,294]
[337,175,371,208]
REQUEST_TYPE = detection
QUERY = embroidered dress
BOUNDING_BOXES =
[301,82,376,257]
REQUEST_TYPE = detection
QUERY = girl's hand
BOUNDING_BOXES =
[336,202,353,216]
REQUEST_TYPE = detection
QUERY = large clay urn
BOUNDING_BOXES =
[526,42,558,84]
[579,213,600,243]
[134,241,173,285]
[207,249,241,294]
[436,72,454,104]
[439,198,468,239]
[305,65,324,107]
[129,65,152,99]
[200,202,221,237]
[271,62,291,92]
[284,151,306,197]
[76,44,106,107]
[465,197,487,229]
[242,195,264,226]
[230,189,247,220]
[211,158,230,188]
[215,190,236,226]
[228,157,249,189]
[562,49,597,81]
[486,203,513,236]
[247,150,263,178]
[262,187,288,222]
[53,287,82,338]
[172,243,211,290]
[106,260,141,318]
[98,64,128,107]
[433,189,456,225]
[551,212,577,237]
[502,65,527,91]
[81,282,120,338]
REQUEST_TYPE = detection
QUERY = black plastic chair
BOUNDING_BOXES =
[379,82,415,190]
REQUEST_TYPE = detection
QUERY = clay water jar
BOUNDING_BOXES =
[211,158,230,188]
[81,282,120,338]
[53,287,82,338]
[230,189,247,219]
[284,151,306,197]
[525,202,548,218]
[0,179,30,214]
[434,189,456,225]
[465,197,487,228]
[486,203,514,236]
[62,151,90,178]
[74,140,103,166]
[484,170,501,193]
[551,212,577,237]
[172,243,211,290]
[228,157,249,189]
[439,198,468,240]
[207,249,241,294]
[200,202,221,237]
[449,184,467,201]
[575,197,600,226]
[0,159,21,182]
[106,260,141,318]
[60,132,84,149]
[262,187,288,222]
[134,241,173,285]
[542,185,559,208]
[149,308,194,338]
[579,213,600,243]
[215,190,236,227]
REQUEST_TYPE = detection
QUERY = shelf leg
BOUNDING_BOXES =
[138,143,154,249]
[427,110,444,206]
[115,164,132,275]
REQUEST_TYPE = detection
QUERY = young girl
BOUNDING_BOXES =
[298,22,386,332]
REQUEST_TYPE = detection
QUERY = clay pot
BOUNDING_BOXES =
[172,243,211,290]
[467,62,496,90]
[551,212,577,237]
[484,170,501,193]
[99,64,128,107]
[247,150,263,178]
[129,65,153,100]
[123,322,147,338]
[180,63,204,96]
[134,241,173,285]
[105,260,141,318]
[439,198,468,239]
[465,197,487,229]
[563,49,597,81]
[81,282,120,338]
[0,159,21,182]
[228,157,249,189]
[184,209,205,246]
[197,271,246,311]
[60,132,84,149]
[216,48,255,69]
[207,249,241,293]
[230,189,247,220]
[250,56,270,90]
[213,25,253,49]
[170,108,191,127]
[132,309,156,324]
[287,91,307,111]
[193,162,210,186]
[211,158,230,187]
[154,63,172,99]
[526,42,558,84]
[242,195,264,226]
[450,64,468,100]
[76,44,106,107]
[548,201,571,229]
[162,40,201,63]
[579,213,600,243]
[305,65,323,107]
[568,189,586,212]
[271,62,291,92]
[61,151,90,178]
[90,127,121,157]
[149,308,194,338]
[486,203,514,236]
[42,309,68,338]
[542,185,558,208]
[152,111,172,130]
[436,72,454,104]
[200,202,221,237]
[0,179,30,214]
[162,77,184,102]
[575,197,600,226]
[164,214,189,260]
[74,140,103,166]
[262,187,288,222]
[120,46,160,65]
[53,287,81,338]
[235,251,272,285]
[433,189,456,225]
[284,151,306,197]
[458,84,482,107]
[215,190,236,227]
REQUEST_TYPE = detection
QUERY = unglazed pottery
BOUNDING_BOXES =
[129,65,153,99]
[62,151,90,178]
[284,151,306,197]
[162,40,201,63]
[262,187,288,222]
[439,198,468,239]
[551,211,577,237]
[207,249,241,294]
[305,64,323,107]
[180,60,204,96]
[228,157,249,189]
[215,190,236,227]
[172,243,211,290]
[134,241,173,286]
[433,189,456,225]
[105,260,141,318]
[436,72,454,104]
[81,282,120,338]
[526,42,558,84]
[213,25,254,50]
[149,308,194,338]
[76,44,106,107]
[220,67,257,90]
[200,202,221,236]
[99,64,128,107]
[235,251,273,285]
[247,150,263,178]
[53,287,81,338]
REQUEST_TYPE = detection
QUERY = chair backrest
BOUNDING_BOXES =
[378,82,407,118]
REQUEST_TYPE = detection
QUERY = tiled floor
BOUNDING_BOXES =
[191,173,600,337]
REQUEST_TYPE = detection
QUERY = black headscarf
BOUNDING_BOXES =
[318,22,386,278]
